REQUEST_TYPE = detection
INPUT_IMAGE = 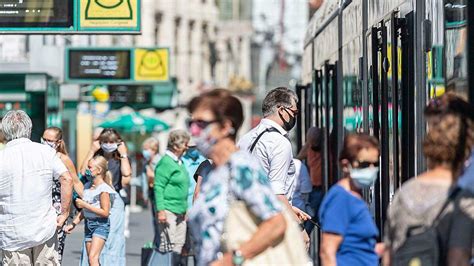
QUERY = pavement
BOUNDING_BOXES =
[62,208,154,266]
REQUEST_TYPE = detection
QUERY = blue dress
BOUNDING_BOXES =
[319,185,379,266]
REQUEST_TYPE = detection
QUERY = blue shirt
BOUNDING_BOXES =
[319,185,379,266]
[182,151,206,207]
[458,152,474,193]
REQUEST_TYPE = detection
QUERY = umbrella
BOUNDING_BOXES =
[99,112,169,133]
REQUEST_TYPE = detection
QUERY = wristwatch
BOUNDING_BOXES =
[119,154,128,159]
[232,249,245,266]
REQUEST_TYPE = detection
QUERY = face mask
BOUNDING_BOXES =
[85,169,95,182]
[41,138,58,149]
[101,143,118,153]
[350,166,379,189]
[142,149,152,161]
[279,109,297,131]
[193,127,218,157]
[184,147,200,160]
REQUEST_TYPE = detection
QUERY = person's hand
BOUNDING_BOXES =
[56,213,68,229]
[292,206,311,222]
[210,252,233,266]
[64,223,75,234]
[75,198,87,210]
[91,140,101,153]
[375,242,385,257]
[302,230,310,251]
[117,141,128,156]
[157,210,167,224]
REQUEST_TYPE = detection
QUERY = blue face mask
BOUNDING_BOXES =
[85,169,95,182]
[142,149,152,161]
[185,148,200,160]
[350,166,379,189]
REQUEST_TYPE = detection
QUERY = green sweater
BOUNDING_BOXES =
[154,154,190,214]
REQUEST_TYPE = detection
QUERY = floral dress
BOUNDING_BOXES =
[187,150,282,266]
[52,178,67,262]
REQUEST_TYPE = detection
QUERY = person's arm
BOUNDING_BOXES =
[146,164,155,187]
[79,141,100,174]
[57,171,73,228]
[320,232,343,266]
[118,142,132,187]
[61,154,84,197]
[154,160,171,222]
[75,192,111,218]
[212,214,287,266]
[192,175,203,203]
[64,211,84,234]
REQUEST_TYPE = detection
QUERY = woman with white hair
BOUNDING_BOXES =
[153,130,190,260]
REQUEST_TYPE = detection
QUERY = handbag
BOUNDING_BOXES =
[221,165,310,265]
[143,231,177,266]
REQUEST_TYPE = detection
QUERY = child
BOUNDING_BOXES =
[65,155,116,266]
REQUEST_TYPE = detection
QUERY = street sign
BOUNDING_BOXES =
[68,49,131,80]
[109,85,152,104]
[134,48,169,82]
[66,47,170,84]
[0,0,140,33]
[78,0,139,31]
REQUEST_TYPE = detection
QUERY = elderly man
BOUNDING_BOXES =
[0,110,73,265]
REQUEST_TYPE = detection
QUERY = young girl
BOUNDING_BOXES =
[65,155,116,266]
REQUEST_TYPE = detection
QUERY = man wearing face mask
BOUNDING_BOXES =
[238,87,311,225]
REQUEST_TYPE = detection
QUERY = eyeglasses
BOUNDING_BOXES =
[355,161,380,168]
[186,118,218,130]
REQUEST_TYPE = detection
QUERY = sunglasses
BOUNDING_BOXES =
[186,119,218,130]
[355,161,380,168]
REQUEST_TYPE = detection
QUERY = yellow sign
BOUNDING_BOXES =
[134,48,169,81]
[80,0,138,29]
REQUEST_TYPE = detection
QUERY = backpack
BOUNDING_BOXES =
[391,187,461,266]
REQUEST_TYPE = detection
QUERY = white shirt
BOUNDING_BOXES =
[0,138,68,251]
[83,182,117,219]
[237,119,296,199]
[165,150,182,165]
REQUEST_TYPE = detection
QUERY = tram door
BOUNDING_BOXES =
[368,12,415,235]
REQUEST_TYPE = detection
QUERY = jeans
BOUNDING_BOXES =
[304,186,324,233]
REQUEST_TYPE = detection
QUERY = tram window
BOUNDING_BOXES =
[444,0,468,98]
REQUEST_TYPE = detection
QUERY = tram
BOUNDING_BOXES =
[298,0,470,243]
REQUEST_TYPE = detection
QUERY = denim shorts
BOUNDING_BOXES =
[85,218,110,241]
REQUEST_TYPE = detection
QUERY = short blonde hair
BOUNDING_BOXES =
[142,137,159,152]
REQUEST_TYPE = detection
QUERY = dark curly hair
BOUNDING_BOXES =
[423,92,474,177]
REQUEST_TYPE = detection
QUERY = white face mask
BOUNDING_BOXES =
[101,143,118,153]
[194,126,217,157]
[350,166,379,189]
[41,138,58,149]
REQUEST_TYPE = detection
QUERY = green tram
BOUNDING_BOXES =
[298,0,470,257]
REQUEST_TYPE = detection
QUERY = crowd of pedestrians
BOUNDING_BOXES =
[0,88,472,266]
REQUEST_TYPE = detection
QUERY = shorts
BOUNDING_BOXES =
[85,218,110,241]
